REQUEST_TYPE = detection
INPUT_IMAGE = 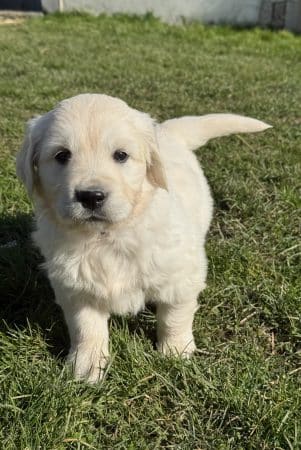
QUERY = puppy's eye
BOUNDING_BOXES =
[55,149,72,165]
[113,150,129,163]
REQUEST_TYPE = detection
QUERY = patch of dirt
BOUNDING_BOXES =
[0,10,43,25]
[0,17,25,25]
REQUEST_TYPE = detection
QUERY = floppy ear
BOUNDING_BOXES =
[160,114,272,151]
[133,110,168,191]
[146,141,168,191]
[146,134,168,191]
[16,115,42,196]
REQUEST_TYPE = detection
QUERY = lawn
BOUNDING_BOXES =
[0,13,300,449]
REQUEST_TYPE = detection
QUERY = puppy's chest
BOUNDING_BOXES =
[50,237,161,310]
[62,244,140,291]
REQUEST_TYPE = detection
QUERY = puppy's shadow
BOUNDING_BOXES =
[112,306,157,349]
[0,213,157,358]
[0,212,69,358]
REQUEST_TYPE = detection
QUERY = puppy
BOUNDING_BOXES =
[16,94,270,382]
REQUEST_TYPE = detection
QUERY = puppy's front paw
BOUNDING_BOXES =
[157,335,196,358]
[67,344,109,383]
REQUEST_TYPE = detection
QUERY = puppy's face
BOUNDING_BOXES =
[17,94,167,227]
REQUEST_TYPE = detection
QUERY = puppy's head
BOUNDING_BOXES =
[17,94,167,227]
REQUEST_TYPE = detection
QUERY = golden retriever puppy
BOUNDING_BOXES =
[16,94,270,382]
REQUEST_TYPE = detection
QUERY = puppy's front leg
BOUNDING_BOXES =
[60,301,109,383]
[156,301,198,357]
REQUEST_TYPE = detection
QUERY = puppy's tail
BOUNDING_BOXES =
[160,114,272,151]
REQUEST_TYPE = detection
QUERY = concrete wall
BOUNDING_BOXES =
[42,0,262,25]
[286,0,301,31]
[259,0,301,32]
[41,0,301,31]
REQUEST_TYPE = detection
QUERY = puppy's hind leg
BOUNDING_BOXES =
[156,300,199,358]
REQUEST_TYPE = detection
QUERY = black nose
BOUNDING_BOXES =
[75,189,108,211]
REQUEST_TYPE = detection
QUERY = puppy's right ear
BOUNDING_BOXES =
[16,116,42,197]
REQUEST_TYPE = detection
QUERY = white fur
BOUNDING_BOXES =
[16,94,271,382]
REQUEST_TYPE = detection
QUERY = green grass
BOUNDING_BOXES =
[0,13,300,449]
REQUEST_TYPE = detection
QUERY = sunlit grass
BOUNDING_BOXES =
[0,13,300,449]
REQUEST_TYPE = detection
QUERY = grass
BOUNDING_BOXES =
[0,13,300,449]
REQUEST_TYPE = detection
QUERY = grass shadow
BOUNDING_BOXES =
[0,212,69,358]
[111,306,158,350]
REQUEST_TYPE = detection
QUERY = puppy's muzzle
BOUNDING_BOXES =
[75,188,108,211]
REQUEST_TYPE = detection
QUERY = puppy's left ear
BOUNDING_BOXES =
[146,137,168,191]
[16,115,42,197]
[133,110,168,190]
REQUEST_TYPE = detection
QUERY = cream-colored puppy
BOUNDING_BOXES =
[16,94,270,382]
